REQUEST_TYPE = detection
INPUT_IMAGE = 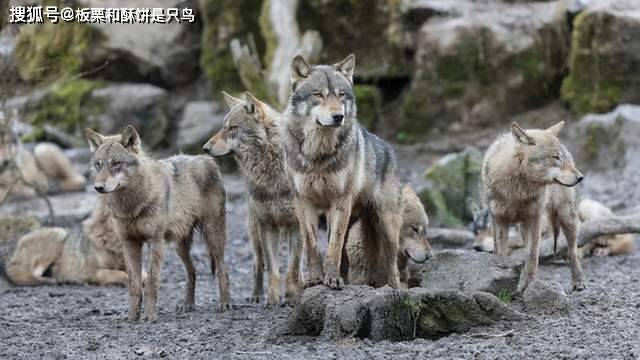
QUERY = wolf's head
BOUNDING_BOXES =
[84,125,143,194]
[399,185,433,263]
[203,92,276,157]
[511,121,584,187]
[469,201,493,252]
[287,54,357,129]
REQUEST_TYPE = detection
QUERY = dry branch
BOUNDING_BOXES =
[427,228,475,247]
[578,213,640,247]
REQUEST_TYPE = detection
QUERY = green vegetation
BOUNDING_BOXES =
[353,85,382,131]
[497,289,513,304]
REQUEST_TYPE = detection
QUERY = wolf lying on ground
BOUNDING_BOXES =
[203,91,302,306]
[471,198,635,258]
[282,54,404,289]
[85,125,230,322]
[346,184,433,287]
[481,121,585,292]
[6,197,128,286]
[0,121,86,200]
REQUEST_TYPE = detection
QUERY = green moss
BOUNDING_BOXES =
[354,85,381,131]
[25,79,104,137]
[583,122,602,160]
[14,1,101,82]
[561,11,622,114]
[200,0,264,97]
[497,289,513,304]
[419,188,463,228]
[0,216,41,246]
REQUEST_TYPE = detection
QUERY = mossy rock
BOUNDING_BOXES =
[200,0,264,96]
[424,147,483,222]
[418,188,462,228]
[560,9,630,115]
[297,0,407,79]
[354,85,382,131]
[14,0,102,83]
[0,216,41,266]
[22,79,104,141]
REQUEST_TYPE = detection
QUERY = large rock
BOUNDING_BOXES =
[416,250,522,296]
[521,279,569,313]
[569,104,640,208]
[561,0,640,115]
[0,192,96,228]
[421,147,483,226]
[400,1,569,136]
[176,101,224,154]
[273,285,523,342]
[14,0,201,87]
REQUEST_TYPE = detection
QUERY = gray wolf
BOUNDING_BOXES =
[282,54,403,289]
[481,121,585,292]
[6,197,128,286]
[0,121,86,200]
[85,125,230,321]
[346,184,433,286]
[203,91,302,306]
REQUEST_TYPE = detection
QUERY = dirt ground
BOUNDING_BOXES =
[2,144,640,359]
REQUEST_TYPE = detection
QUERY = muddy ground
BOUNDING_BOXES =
[2,142,640,359]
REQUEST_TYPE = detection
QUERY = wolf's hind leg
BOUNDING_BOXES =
[375,211,403,289]
[33,143,86,191]
[203,208,231,312]
[91,269,129,287]
[285,228,303,305]
[175,236,196,313]
[560,213,586,291]
[492,218,510,257]
[123,240,143,322]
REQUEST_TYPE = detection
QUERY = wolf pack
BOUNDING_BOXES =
[4,53,629,323]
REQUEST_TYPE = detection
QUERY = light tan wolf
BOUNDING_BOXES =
[85,125,230,322]
[346,184,433,287]
[0,121,86,200]
[282,54,404,289]
[6,197,128,286]
[481,121,586,292]
[203,91,302,306]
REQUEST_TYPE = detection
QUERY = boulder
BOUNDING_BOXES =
[423,147,483,224]
[176,101,224,154]
[569,104,640,208]
[561,0,640,115]
[272,285,523,342]
[0,192,96,228]
[521,279,569,313]
[14,0,201,87]
[400,1,569,136]
[415,250,522,296]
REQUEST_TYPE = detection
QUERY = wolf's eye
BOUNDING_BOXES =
[552,155,561,161]
[411,226,420,234]
[111,160,121,167]
[338,91,345,98]
[227,126,238,132]
[95,160,103,170]
[313,91,323,99]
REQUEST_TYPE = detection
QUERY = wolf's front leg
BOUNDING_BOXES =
[378,211,402,289]
[560,213,586,291]
[492,216,510,257]
[294,197,322,287]
[248,211,264,303]
[142,238,165,322]
[324,196,353,290]
[517,217,541,293]
[263,227,282,307]
[285,228,303,305]
[123,240,143,321]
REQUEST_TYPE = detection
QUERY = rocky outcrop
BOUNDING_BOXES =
[272,285,524,342]
[400,1,569,136]
[561,0,640,115]
[521,279,569,313]
[176,101,224,154]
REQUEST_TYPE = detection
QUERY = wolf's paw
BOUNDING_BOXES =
[127,313,139,322]
[571,282,586,292]
[216,302,232,312]
[249,295,262,303]
[323,275,344,290]
[284,294,300,307]
[140,310,157,322]
[175,302,195,313]
[304,276,323,289]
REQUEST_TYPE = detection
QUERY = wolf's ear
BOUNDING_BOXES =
[291,55,311,89]
[545,121,565,137]
[243,92,264,119]
[221,91,243,109]
[85,128,105,153]
[511,122,535,145]
[333,53,356,83]
[120,125,141,153]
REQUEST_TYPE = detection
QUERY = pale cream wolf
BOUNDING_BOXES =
[0,122,86,199]
[346,185,433,286]
[283,54,404,289]
[481,121,585,292]
[472,198,635,258]
[85,125,230,322]
[6,197,127,286]
[203,91,302,306]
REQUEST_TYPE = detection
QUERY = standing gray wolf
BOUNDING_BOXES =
[6,196,128,287]
[203,91,302,306]
[346,184,432,286]
[282,54,404,289]
[0,121,86,200]
[85,125,230,322]
[481,121,585,292]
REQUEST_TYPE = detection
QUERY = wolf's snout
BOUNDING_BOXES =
[94,184,106,194]
[577,174,585,183]
[332,113,344,125]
